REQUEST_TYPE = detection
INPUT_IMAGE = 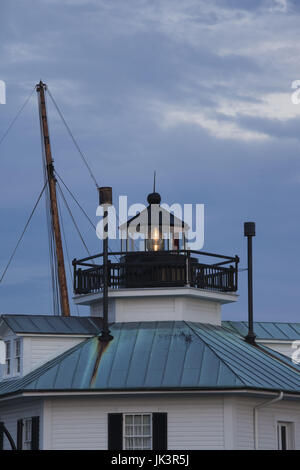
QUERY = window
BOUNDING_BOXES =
[23,418,32,450]
[108,412,167,450]
[277,422,294,450]
[17,416,40,450]
[14,339,21,374]
[5,341,11,376]
[123,414,152,450]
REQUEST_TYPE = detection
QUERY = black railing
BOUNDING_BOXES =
[73,250,239,295]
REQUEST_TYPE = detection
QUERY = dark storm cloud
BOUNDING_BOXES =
[0,0,299,320]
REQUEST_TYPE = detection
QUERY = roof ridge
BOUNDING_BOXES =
[159,321,177,386]
[188,322,300,388]
[183,321,247,387]
[220,322,245,338]
[141,321,159,387]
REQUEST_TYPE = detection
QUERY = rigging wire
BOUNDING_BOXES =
[43,90,127,259]
[0,182,47,284]
[55,170,120,262]
[57,182,95,261]
[0,84,119,310]
[0,87,35,148]
[55,170,96,230]
[57,191,80,317]
[46,87,99,189]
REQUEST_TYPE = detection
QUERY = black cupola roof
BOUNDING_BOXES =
[147,192,161,205]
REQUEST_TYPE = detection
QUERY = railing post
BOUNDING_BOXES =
[228,265,234,291]
[78,268,82,294]
[72,258,77,294]
[235,255,239,291]
[185,251,190,287]
[73,249,240,294]
[107,259,111,287]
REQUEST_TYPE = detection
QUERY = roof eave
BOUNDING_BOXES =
[2,386,300,401]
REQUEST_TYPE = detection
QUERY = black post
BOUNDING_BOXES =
[99,187,113,342]
[244,222,256,345]
[72,258,77,294]
[0,422,17,450]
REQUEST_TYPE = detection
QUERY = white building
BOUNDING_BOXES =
[0,191,300,450]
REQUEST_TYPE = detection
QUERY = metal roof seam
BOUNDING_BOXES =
[223,321,300,340]
[185,321,248,388]
[177,325,193,387]
[221,322,244,338]
[27,316,41,333]
[256,322,276,339]
[253,342,300,377]
[43,316,58,333]
[288,323,300,336]
[199,324,298,384]
[3,322,300,396]
[3,316,23,333]
[86,317,101,334]
[159,321,177,387]
[124,323,141,388]
[215,355,222,386]
[0,314,103,335]
[105,322,125,388]
[218,333,300,385]
[70,342,85,388]
[212,328,300,388]
[271,323,290,339]
[20,337,93,393]
[141,321,159,387]
[187,323,299,389]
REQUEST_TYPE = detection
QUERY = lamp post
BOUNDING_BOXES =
[244,222,256,345]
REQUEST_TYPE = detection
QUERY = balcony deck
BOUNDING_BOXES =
[73,250,239,295]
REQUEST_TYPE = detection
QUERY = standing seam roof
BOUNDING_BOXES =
[223,321,300,340]
[1,321,300,397]
[0,315,103,335]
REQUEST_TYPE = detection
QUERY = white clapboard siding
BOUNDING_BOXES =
[44,395,225,450]
[0,398,42,450]
[22,337,85,375]
[0,332,17,381]
[235,397,300,449]
[2,394,300,450]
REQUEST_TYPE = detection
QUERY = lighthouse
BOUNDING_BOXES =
[1,189,300,451]
[73,189,239,325]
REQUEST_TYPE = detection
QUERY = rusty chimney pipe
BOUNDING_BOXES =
[99,186,113,342]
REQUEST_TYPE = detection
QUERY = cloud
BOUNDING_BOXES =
[3,42,45,64]
[218,92,300,121]
[156,103,270,142]
[269,0,288,12]
[1,0,300,318]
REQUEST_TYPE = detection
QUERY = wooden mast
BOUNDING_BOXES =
[36,81,70,317]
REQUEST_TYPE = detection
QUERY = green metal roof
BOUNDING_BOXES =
[1,321,300,397]
[223,321,300,340]
[0,314,103,335]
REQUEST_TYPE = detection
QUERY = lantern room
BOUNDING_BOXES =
[118,191,189,253]
[73,189,239,295]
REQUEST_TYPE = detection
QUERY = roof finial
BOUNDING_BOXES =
[147,171,161,205]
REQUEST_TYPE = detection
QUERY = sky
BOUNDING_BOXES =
[0,0,300,321]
